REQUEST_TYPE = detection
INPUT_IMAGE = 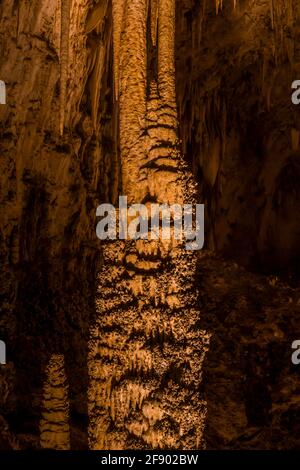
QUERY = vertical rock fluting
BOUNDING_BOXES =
[150,0,158,47]
[112,0,126,102]
[158,0,176,106]
[0,0,113,448]
[60,0,71,135]
[40,355,70,450]
[88,0,209,450]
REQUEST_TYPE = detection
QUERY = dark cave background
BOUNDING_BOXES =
[1,0,300,449]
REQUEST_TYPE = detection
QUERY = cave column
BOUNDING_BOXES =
[117,0,148,203]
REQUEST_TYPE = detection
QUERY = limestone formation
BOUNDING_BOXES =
[40,354,70,450]
[88,0,209,450]
[1,0,300,451]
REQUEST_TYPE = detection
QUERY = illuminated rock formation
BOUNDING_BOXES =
[59,0,71,135]
[88,0,209,450]
[40,354,70,450]
[1,0,300,451]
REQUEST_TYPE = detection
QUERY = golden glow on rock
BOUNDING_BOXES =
[88,0,209,450]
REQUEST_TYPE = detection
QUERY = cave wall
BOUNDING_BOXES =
[175,0,300,449]
[0,0,115,448]
[176,0,300,271]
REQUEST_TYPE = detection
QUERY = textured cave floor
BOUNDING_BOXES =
[2,250,300,450]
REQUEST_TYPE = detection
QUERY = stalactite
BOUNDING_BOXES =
[112,0,126,102]
[0,416,20,450]
[268,0,295,66]
[40,354,70,450]
[89,0,208,452]
[216,0,223,15]
[59,0,70,136]
[87,1,112,129]
[90,42,105,129]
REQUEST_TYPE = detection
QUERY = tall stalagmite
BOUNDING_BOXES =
[88,0,209,450]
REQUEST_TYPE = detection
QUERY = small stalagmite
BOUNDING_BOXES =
[40,354,70,450]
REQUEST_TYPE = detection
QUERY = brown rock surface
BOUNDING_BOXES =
[176,0,300,270]
[0,0,300,450]
[0,0,114,449]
